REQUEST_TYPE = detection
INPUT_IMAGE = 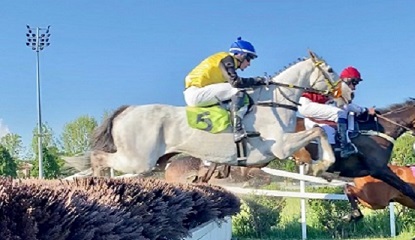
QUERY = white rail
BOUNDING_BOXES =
[183,217,232,240]
[225,165,396,240]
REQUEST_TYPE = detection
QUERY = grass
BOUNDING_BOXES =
[235,197,415,240]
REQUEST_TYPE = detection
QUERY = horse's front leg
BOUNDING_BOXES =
[280,126,335,176]
[371,166,415,203]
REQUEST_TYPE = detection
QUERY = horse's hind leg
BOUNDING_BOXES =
[91,150,111,177]
[342,184,363,222]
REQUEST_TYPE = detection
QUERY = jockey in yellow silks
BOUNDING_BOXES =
[184,37,267,143]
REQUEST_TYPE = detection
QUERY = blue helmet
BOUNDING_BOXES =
[229,37,257,59]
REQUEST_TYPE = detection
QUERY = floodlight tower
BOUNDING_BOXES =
[25,25,51,179]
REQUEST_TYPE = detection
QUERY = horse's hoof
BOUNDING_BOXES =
[341,214,353,222]
[351,210,363,222]
[320,172,334,182]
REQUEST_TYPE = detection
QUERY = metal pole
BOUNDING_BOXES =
[35,27,43,179]
[299,165,307,240]
[389,202,396,237]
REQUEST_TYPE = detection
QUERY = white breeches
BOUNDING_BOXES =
[298,97,348,122]
[183,83,238,107]
[304,118,336,144]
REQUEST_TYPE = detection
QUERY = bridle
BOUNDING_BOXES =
[256,51,340,110]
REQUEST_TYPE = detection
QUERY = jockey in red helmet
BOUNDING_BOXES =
[299,66,375,158]
[184,37,266,142]
[340,66,362,91]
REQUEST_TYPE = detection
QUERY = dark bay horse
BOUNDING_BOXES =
[343,164,415,222]
[293,99,415,221]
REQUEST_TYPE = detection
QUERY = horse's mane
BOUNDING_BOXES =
[272,57,308,77]
[377,98,415,114]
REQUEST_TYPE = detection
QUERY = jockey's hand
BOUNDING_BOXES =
[255,77,271,86]
[254,77,267,86]
[367,107,376,115]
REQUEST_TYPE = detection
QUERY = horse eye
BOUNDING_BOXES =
[327,67,333,73]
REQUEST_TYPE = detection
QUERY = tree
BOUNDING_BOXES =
[391,132,415,165]
[0,133,24,160]
[0,145,17,177]
[30,146,61,179]
[60,115,97,155]
[31,122,58,155]
[30,123,61,179]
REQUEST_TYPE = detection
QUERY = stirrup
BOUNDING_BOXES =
[340,144,358,158]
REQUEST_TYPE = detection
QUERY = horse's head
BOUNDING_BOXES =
[376,98,415,138]
[307,50,341,97]
[264,50,341,105]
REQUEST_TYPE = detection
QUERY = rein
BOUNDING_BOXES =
[256,101,298,111]
[376,114,415,135]
[360,113,415,144]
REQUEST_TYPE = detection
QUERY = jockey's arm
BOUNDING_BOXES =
[220,55,262,88]
[346,103,368,116]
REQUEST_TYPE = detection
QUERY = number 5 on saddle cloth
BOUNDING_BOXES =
[185,93,257,165]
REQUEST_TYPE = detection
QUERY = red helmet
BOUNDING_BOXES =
[340,66,362,80]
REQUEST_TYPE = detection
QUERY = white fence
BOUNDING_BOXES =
[223,166,396,240]
[183,217,232,240]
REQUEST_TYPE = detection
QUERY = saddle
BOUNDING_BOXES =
[306,115,361,158]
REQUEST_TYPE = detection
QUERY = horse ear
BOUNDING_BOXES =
[308,49,317,62]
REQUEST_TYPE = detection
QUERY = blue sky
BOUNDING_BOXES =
[1,1,414,148]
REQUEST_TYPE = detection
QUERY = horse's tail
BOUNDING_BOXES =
[91,105,130,152]
[62,153,92,172]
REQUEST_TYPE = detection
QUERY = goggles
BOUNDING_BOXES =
[245,53,257,62]
[344,78,362,86]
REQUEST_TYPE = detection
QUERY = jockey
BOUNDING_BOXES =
[184,37,266,143]
[299,66,375,158]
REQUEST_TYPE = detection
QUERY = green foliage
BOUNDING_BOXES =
[267,158,297,172]
[0,145,17,177]
[232,195,285,238]
[60,115,97,155]
[391,132,415,165]
[31,123,58,155]
[396,205,415,233]
[307,186,354,239]
[30,147,62,179]
[0,133,23,159]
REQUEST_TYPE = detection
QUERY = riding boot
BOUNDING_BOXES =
[230,91,248,143]
[232,115,246,143]
[337,119,357,158]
